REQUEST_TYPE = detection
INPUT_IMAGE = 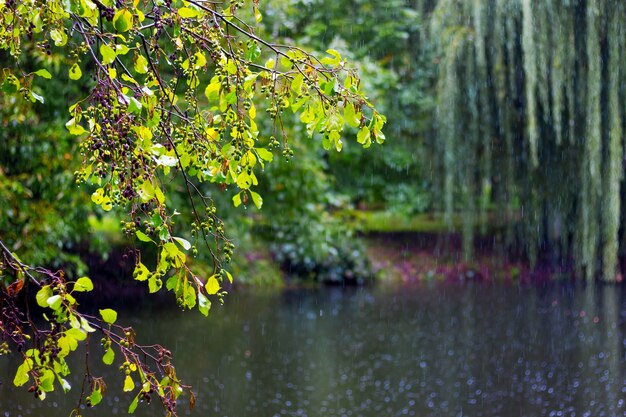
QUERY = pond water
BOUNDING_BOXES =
[1,282,625,417]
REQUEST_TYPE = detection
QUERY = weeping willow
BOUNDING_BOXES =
[426,0,626,281]
[602,2,624,281]
[521,0,538,168]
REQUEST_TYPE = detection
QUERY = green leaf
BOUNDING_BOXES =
[163,242,181,258]
[256,148,273,162]
[246,42,261,61]
[205,275,220,295]
[36,285,52,308]
[134,54,149,74]
[322,135,332,150]
[100,196,113,211]
[198,293,211,316]
[225,61,237,75]
[173,237,191,251]
[99,308,117,324]
[88,388,103,406]
[232,192,242,207]
[58,335,78,356]
[13,360,31,386]
[34,69,52,79]
[321,49,342,66]
[46,294,63,310]
[1,75,20,94]
[69,313,81,329]
[60,378,72,393]
[65,117,86,135]
[135,230,154,243]
[249,103,257,119]
[254,6,262,22]
[138,180,155,202]
[91,187,104,204]
[69,63,82,80]
[100,44,117,65]
[128,97,142,114]
[374,130,386,144]
[39,369,55,392]
[194,51,207,68]
[134,262,150,281]
[300,105,315,123]
[204,78,221,102]
[236,172,252,189]
[128,394,139,413]
[157,155,178,167]
[290,74,304,93]
[148,276,162,293]
[344,102,360,128]
[81,316,97,333]
[280,56,292,70]
[250,191,263,209]
[225,90,237,105]
[66,328,87,341]
[74,276,93,292]
[30,91,44,103]
[154,185,165,204]
[357,126,371,147]
[113,8,134,32]
[50,28,67,46]
[102,347,114,365]
[178,7,200,18]
[184,282,196,309]
[116,44,130,55]
[224,270,233,284]
[291,96,307,113]
[165,274,179,291]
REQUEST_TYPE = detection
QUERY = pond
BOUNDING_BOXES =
[1,282,625,417]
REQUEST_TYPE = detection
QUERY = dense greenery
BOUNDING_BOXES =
[2,0,625,414]
[0,0,384,414]
[281,0,626,282]
[425,0,625,281]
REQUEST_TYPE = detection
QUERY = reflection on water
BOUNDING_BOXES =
[1,282,625,417]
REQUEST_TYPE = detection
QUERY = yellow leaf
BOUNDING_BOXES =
[194,52,206,68]
[205,275,220,295]
[100,44,116,65]
[204,79,221,102]
[123,375,135,392]
[113,8,134,32]
[69,63,82,80]
[134,54,149,74]
[101,196,113,211]
[91,188,104,204]
[178,7,200,18]
[236,171,252,189]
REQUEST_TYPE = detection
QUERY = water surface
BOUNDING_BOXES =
[1,282,625,416]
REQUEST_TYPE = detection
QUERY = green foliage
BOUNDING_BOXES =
[262,0,432,210]
[0,91,93,273]
[0,0,384,415]
[254,140,373,284]
[426,0,626,279]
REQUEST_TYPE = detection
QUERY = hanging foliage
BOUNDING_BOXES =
[0,0,384,414]
[427,0,626,281]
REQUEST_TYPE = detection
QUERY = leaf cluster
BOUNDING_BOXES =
[0,0,384,415]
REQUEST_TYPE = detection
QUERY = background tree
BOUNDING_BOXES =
[273,0,626,282]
